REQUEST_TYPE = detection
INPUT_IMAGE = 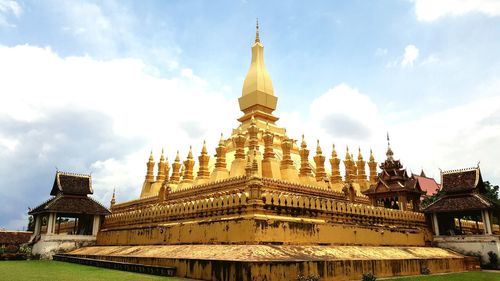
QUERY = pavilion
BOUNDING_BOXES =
[29,171,109,258]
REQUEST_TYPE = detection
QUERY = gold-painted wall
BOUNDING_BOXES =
[97,216,430,246]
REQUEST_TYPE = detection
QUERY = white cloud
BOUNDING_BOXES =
[420,54,440,66]
[0,44,239,229]
[0,0,22,27]
[401,44,419,68]
[282,81,500,187]
[413,0,500,22]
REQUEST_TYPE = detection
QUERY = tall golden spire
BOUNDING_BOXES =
[255,18,260,43]
[238,20,278,124]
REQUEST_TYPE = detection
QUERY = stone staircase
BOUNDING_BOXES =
[53,253,176,277]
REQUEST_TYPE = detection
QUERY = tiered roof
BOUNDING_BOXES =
[363,137,424,197]
[424,167,497,213]
[29,172,109,216]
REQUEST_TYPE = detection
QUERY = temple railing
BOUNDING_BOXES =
[112,176,370,213]
[454,218,500,234]
[103,180,426,230]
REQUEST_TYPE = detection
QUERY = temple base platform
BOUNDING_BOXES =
[67,245,466,281]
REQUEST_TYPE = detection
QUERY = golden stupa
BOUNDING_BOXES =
[68,22,467,281]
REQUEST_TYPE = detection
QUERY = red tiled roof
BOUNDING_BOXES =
[414,175,440,196]
[0,231,32,245]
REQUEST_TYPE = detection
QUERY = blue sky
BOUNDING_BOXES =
[1,0,500,230]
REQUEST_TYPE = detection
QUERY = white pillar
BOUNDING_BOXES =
[92,215,100,236]
[46,213,56,235]
[484,210,493,235]
[432,213,440,236]
[33,215,41,236]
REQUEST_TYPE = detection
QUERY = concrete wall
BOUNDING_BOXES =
[32,234,96,259]
[434,235,500,268]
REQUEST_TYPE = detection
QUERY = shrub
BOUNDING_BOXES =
[19,244,32,255]
[362,273,376,281]
[5,244,19,253]
[488,251,498,268]
[296,274,320,281]
[421,267,431,275]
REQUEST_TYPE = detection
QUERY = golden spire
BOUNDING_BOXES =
[356,147,367,183]
[170,150,181,183]
[255,18,260,43]
[331,144,338,158]
[369,148,375,162]
[215,133,227,169]
[145,150,155,182]
[314,140,326,181]
[239,20,277,124]
[330,144,342,184]
[197,140,210,180]
[299,134,312,177]
[358,147,363,161]
[183,146,195,181]
[156,148,166,182]
[262,124,274,159]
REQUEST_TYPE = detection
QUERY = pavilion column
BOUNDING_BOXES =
[484,210,492,235]
[46,213,56,235]
[400,195,408,211]
[92,215,101,236]
[33,215,41,236]
[432,213,440,236]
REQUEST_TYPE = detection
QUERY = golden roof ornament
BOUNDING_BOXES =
[316,139,323,155]
[148,150,154,162]
[386,132,394,161]
[358,147,364,161]
[331,143,338,158]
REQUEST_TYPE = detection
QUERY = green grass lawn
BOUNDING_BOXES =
[0,261,498,281]
[0,260,190,281]
[382,271,499,281]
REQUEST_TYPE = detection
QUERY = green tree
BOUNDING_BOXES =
[483,181,500,205]
[421,189,445,208]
